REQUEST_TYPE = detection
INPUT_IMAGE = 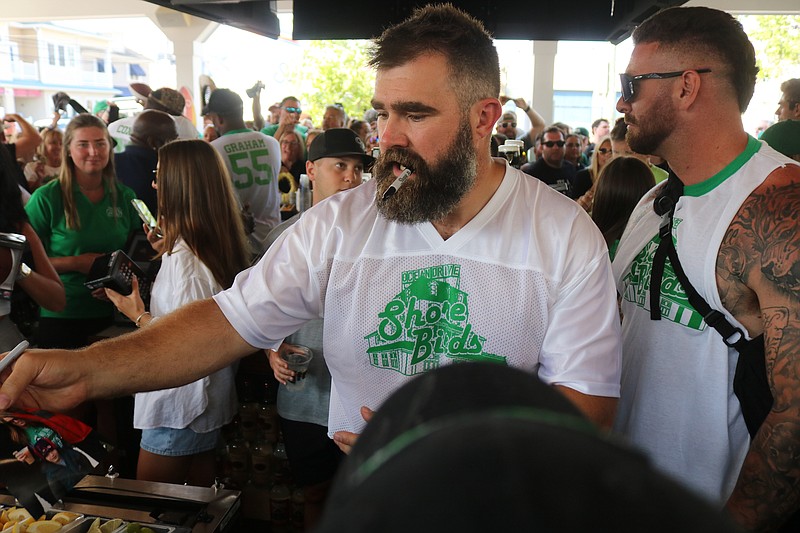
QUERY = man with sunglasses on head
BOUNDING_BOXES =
[520,126,577,197]
[261,96,308,142]
[611,7,800,531]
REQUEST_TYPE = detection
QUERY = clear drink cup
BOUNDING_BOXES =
[281,345,313,391]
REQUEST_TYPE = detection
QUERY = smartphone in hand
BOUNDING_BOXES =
[131,199,162,237]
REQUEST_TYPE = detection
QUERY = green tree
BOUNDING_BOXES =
[291,40,376,125]
[743,15,800,81]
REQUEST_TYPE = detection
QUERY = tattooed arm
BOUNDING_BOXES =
[720,164,800,532]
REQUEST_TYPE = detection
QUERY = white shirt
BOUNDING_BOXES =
[613,138,797,502]
[215,165,621,436]
[211,129,282,253]
[134,239,238,432]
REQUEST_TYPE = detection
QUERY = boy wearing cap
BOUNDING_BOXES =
[263,128,373,528]
[205,88,282,254]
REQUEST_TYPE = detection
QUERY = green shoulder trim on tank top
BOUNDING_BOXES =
[683,135,760,197]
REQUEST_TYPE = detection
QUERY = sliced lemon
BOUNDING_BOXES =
[26,521,62,533]
[49,513,79,526]
[5,511,31,524]
[99,519,123,533]
[87,518,103,533]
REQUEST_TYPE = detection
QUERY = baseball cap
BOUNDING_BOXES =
[316,363,740,533]
[574,126,590,137]
[202,88,244,116]
[268,102,281,112]
[92,100,109,114]
[308,128,375,165]
[760,119,800,157]
[149,87,186,116]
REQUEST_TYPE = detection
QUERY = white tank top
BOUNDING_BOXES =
[612,137,799,502]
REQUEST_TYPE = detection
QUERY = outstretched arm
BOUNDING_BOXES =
[4,114,41,162]
[513,98,545,141]
[0,298,256,412]
[15,222,65,312]
[722,165,800,531]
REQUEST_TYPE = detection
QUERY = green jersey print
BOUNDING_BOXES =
[365,264,506,376]
[621,219,707,331]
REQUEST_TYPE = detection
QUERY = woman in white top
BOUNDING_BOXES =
[106,139,250,486]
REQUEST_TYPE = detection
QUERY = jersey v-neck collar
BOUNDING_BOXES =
[416,164,513,251]
[683,135,760,197]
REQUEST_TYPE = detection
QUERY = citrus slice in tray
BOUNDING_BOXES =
[50,513,79,526]
[27,521,62,533]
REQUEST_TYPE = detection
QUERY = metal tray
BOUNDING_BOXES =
[0,507,83,531]
[65,516,176,533]
[65,516,127,533]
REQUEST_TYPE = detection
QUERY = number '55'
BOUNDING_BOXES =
[228,148,274,188]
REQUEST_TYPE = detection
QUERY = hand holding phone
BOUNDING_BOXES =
[131,199,162,238]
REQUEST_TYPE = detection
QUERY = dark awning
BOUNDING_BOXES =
[129,64,146,77]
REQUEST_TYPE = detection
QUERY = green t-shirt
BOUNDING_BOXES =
[25,180,140,319]
[260,123,308,139]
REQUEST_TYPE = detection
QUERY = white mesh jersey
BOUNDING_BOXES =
[215,165,621,436]
[612,138,799,503]
[211,130,281,251]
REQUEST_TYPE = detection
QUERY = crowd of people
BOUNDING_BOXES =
[1,3,800,532]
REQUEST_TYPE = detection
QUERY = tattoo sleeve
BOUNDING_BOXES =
[723,175,800,531]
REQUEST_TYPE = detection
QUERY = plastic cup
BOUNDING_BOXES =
[281,345,313,391]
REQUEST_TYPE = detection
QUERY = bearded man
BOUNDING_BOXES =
[612,6,800,531]
[0,5,620,456]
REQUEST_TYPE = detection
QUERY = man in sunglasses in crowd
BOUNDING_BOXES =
[494,97,545,154]
[261,96,308,142]
[520,126,577,197]
[611,6,800,531]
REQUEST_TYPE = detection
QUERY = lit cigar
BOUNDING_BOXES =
[382,166,414,201]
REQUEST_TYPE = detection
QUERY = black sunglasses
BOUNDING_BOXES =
[619,69,712,102]
[543,140,565,148]
[596,147,612,154]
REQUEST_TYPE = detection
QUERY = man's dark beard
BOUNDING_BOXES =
[626,97,675,157]
[374,121,477,224]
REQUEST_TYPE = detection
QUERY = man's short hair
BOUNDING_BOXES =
[632,7,758,113]
[280,95,301,107]
[609,117,627,142]
[543,126,565,139]
[369,4,500,111]
[591,118,608,131]
[781,79,800,107]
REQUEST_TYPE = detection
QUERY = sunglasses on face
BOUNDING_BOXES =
[543,140,565,148]
[283,107,302,114]
[596,148,612,154]
[501,122,516,128]
[619,68,712,102]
